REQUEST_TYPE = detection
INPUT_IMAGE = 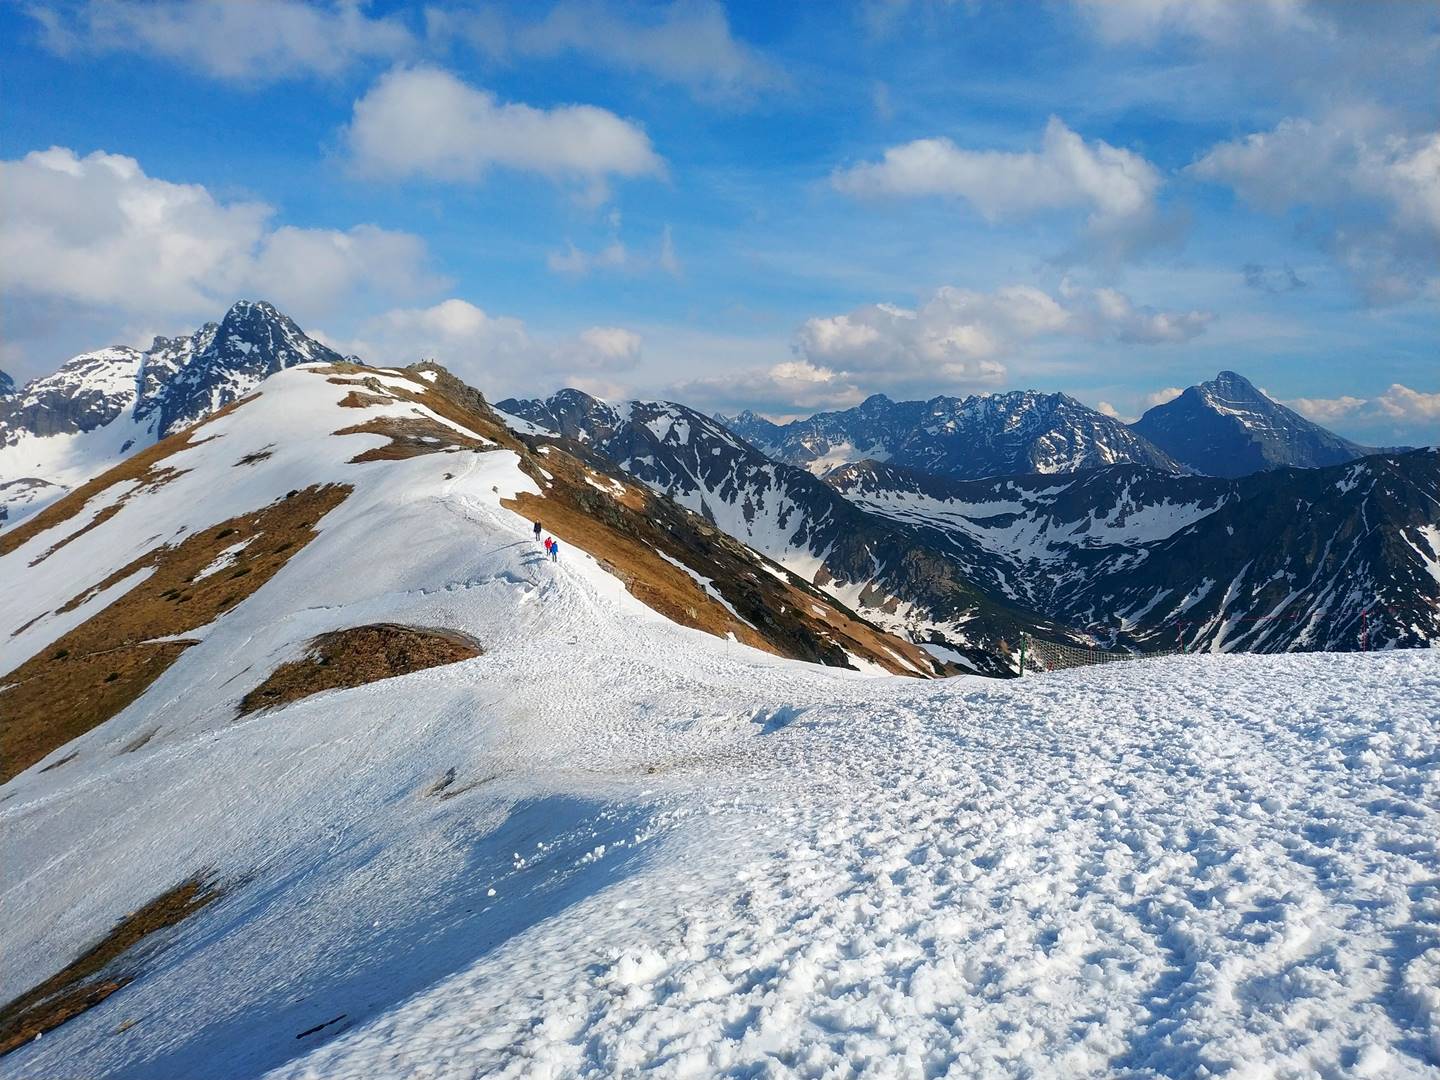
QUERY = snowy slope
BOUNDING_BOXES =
[6,615,1438,1074]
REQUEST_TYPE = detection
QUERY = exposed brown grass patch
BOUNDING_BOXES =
[334,416,489,463]
[1,484,351,782]
[337,390,390,409]
[239,623,483,715]
[0,394,256,561]
[0,876,220,1056]
[26,465,189,567]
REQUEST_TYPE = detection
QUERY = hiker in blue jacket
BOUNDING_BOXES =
[549,538,560,562]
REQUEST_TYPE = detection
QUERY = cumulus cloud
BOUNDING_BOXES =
[792,282,1209,394]
[0,146,438,323]
[344,66,665,190]
[1082,286,1213,343]
[1289,384,1440,438]
[678,282,1213,414]
[27,0,413,82]
[439,0,782,103]
[795,286,1067,390]
[1141,386,1185,410]
[1192,114,1440,302]
[327,298,643,398]
[833,118,1164,249]
[671,360,867,418]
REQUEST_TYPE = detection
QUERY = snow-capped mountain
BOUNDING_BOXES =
[1131,370,1383,478]
[498,390,1072,673]
[719,390,1182,479]
[0,370,14,399]
[0,301,346,523]
[829,451,1440,653]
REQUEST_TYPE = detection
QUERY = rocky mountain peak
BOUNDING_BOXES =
[1132,369,1377,478]
[0,302,350,515]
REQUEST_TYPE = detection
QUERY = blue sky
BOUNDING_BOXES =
[2,0,1437,445]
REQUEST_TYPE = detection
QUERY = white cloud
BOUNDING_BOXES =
[574,326,643,371]
[1085,286,1213,344]
[436,0,782,103]
[547,225,680,277]
[27,0,413,82]
[833,117,1162,234]
[1290,385,1440,432]
[1141,386,1185,410]
[796,286,1064,390]
[671,360,867,417]
[1192,114,1440,302]
[1286,393,1368,425]
[0,146,437,321]
[675,282,1211,413]
[344,66,665,189]
[327,298,644,399]
[793,282,1209,395]
[1095,401,1124,419]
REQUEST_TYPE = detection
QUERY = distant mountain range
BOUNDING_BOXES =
[0,301,347,521]
[720,390,1182,478]
[497,390,1064,674]
[828,453,1440,653]
[722,370,1393,482]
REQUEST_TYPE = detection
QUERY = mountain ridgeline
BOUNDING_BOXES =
[722,371,1399,483]
[0,301,350,522]
[721,390,1182,479]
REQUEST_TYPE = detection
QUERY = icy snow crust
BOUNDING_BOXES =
[2,369,1438,1078]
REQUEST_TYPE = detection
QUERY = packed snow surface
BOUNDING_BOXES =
[2,369,1437,1079]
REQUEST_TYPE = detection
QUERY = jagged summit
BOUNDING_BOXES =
[1132,370,1380,478]
[0,370,14,398]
